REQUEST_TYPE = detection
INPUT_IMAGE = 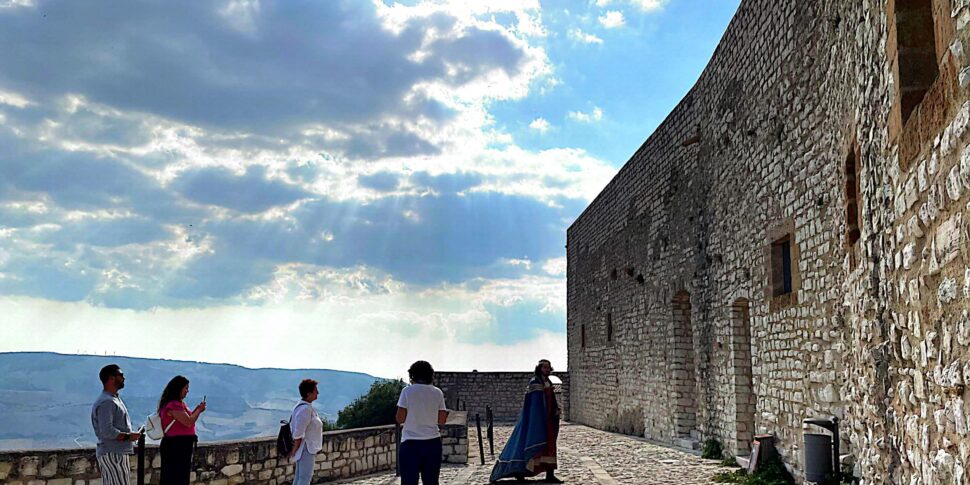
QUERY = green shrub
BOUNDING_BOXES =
[321,418,340,432]
[721,456,739,467]
[335,379,406,429]
[713,469,747,483]
[702,438,724,459]
[709,455,795,485]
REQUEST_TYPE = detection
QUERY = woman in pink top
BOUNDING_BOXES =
[157,375,206,485]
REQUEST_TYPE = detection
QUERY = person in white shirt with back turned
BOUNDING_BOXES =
[288,379,323,485]
[396,360,449,485]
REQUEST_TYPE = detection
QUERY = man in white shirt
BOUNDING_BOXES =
[396,360,448,485]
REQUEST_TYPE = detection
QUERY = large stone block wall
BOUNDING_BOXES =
[567,0,970,482]
[436,371,570,422]
[0,423,468,484]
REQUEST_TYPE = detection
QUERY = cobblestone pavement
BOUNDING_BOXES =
[339,422,727,484]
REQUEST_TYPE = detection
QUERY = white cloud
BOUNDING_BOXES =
[542,257,566,276]
[569,29,604,44]
[630,0,665,12]
[467,146,615,202]
[0,281,568,377]
[599,10,626,28]
[568,107,604,123]
[0,90,31,108]
[529,117,551,133]
[0,0,623,360]
[218,0,261,33]
[0,0,35,9]
[596,0,665,11]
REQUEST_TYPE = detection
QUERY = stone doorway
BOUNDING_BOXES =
[669,291,698,440]
[730,299,755,457]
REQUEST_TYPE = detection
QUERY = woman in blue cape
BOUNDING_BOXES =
[490,359,562,483]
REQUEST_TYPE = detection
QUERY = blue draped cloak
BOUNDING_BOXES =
[489,377,558,482]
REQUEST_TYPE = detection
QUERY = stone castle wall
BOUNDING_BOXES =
[0,423,468,484]
[436,371,570,422]
[567,0,970,482]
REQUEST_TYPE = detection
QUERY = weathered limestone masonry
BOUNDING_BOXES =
[567,0,970,482]
[436,371,570,422]
[0,423,468,484]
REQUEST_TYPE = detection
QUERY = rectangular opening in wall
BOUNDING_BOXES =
[845,140,861,254]
[606,312,613,342]
[895,0,938,125]
[770,236,793,297]
[581,324,586,348]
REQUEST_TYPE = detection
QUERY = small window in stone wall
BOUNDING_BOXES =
[845,141,862,253]
[581,324,586,349]
[606,312,613,342]
[895,0,938,125]
[770,235,793,297]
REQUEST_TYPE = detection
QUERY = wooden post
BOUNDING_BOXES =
[136,433,145,485]
[476,413,485,466]
[486,406,494,457]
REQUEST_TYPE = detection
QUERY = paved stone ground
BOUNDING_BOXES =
[338,422,728,484]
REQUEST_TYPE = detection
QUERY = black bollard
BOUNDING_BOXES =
[476,413,485,466]
[486,406,494,457]
[136,433,145,485]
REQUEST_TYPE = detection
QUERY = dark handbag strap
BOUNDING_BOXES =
[288,402,310,425]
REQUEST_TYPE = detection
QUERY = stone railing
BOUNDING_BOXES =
[0,420,468,484]
[436,371,570,422]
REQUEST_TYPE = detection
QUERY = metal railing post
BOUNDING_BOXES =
[475,413,485,466]
[486,406,494,457]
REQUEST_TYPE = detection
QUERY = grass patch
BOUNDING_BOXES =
[710,455,795,485]
[713,469,747,483]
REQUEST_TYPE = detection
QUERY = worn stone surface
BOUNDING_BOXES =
[346,423,724,484]
[566,0,970,483]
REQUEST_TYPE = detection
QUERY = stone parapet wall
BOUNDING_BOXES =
[440,423,469,464]
[436,371,569,423]
[0,422,468,484]
[567,0,970,482]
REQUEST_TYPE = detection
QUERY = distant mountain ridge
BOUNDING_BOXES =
[0,352,379,451]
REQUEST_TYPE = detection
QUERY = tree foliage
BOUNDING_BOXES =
[336,379,406,429]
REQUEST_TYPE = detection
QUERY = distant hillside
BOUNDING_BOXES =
[0,352,379,451]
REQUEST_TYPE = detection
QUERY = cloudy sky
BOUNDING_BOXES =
[0,0,739,379]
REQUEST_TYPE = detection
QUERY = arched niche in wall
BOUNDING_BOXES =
[668,290,698,439]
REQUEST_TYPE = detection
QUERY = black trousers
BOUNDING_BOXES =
[159,435,196,485]
[399,437,442,485]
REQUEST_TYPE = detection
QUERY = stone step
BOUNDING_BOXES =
[736,456,751,469]
[672,437,700,451]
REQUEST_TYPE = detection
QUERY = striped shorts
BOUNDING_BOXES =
[96,452,131,485]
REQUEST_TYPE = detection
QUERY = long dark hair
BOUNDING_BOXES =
[158,375,189,412]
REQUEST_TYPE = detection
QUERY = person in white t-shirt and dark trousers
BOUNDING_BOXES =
[396,360,449,485]
[288,379,323,485]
